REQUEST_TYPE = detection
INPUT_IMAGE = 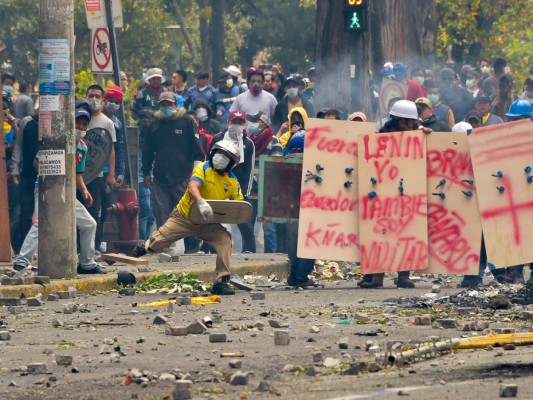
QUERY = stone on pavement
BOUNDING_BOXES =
[153,314,169,325]
[27,363,48,375]
[499,384,518,397]
[274,330,290,345]
[186,320,208,334]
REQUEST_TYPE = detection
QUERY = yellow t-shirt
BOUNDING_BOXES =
[177,161,243,219]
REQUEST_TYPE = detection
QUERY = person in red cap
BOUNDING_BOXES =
[208,110,257,253]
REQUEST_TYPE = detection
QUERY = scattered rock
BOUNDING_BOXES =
[309,325,320,334]
[167,326,188,336]
[153,314,168,325]
[492,327,515,334]
[0,298,21,306]
[230,371,252,385]
[306,366,321,376]
[209,333,227,343]
[1,276,24,285]
[118,288,136,296]
[63,303,77,314]
[8,306,25,315]
[268,320,282,328]
[368,363,382,373]
[503,344,516,351]
[27,297,43,307]
[252,321,264,330]
[323,357,340,368]
[250,292,266,301]
[256,381,271,392]
[338,337,349,349]
[435,318,457,329]
[55,355,73,366]
[51,319,63,328]
[312,352,323,363]
[172,380,193,400]
[341,362,367,375]
[8,381,17,387]
[0,331,11,341]
[431,285,441,293]
[229,359,242,369]
[110,353,121,363]
[177,296,192,306]
[56,291,72,300]
[499,383,518,397]
[414,314,431,326]
[27,363,48,375]
[274,330,290,346]
[521,311,533,320]
[489,295,511,310]
[186,320,208,334]
[46,294,58,302]
[354,312,370,323]
[158,373,176,381]
[158,253,180,263]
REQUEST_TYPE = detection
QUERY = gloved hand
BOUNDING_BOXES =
[197,199,213,222]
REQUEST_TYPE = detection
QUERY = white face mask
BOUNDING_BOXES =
[227,124,244,140]
[481,66,490,75]
[75,129,86,139]
[226,79,233,88]
[212,153,230,170]
[466,79,475,89]
[504,66,511,75]
[195,108,208,122]
[286,88,299,99]
[413,76,425,85]
[89,98,102,112]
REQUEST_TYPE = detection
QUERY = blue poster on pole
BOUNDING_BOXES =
[38,39,71,95]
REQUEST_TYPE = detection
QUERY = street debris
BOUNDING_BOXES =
[136,272,208,294]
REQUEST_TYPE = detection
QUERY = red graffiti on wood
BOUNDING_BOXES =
[305,126,358,156]
[360,237,428,273]
[300,189,357,212]
[363,131,425,162]
[428,203,480,273]
[304,221,358,249]
[427,149,473,181]
[481,176,533,245]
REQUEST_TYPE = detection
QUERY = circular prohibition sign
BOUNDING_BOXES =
[92,28,111,70]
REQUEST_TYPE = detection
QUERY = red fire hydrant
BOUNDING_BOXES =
[107,187,140,241]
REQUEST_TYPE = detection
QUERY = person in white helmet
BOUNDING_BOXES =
[133,140,244,295]
[359,100,430,289]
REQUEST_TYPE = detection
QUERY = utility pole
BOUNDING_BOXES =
[38,0,76,278]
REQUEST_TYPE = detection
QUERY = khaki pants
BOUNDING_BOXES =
[145,209,232,282]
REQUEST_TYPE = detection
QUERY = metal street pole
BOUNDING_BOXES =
[104,0,132,185]
[38,0,77,278]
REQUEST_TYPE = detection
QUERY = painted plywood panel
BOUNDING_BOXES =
[358,130,428,273]
[425,132,482,275]
[297,119,375,262]
[468,119,533,268]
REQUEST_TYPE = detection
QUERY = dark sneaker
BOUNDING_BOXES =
[287,276,317,288]
[132,245,147,258]
[459,276,482,288]
[77,264,108,274]
[13,263,27,272]
[397,278,415,289]
[211,281,235,295]
[357,274,372,287]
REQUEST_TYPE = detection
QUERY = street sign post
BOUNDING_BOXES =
[91,27,113,74]
[85,0,123,29]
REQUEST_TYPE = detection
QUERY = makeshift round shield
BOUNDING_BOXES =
[82,127,113,184]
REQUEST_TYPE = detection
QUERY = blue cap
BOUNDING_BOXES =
[75,108,91,121]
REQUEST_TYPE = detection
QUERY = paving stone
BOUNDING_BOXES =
[177,296,192,306]
[341,362,367,375]
[167,326,188,336]
[51,319,63,328]
[118,288,136,296]
[414,314,431,325]
[230,371,251,385]
[306,366,320,376]
[499,384,518,397]
[252,321,264,330]
[0,331,11,340]
[309,325,320,333]
[256,381,271,392]
[56,291,71,299]
[63,303,77,314]
[158,253,180,263]
[0,298,21,306]
[488,295,510,310]
[172,388,192,400]
[323,357,340,368]
[250,292,266,301]
[8,306,25,315]
[27,297,43,307]
[186,320,208,334]
[503,344,516,351]
[268,320,282,328]
[55,355,73,366]
[274,330,290,346]
[46,294,58,302]
[229,359,242,369]
[368,363,382,373]
[110,353,121,363]
[27,363,48,375]
[153,314,168,325]
[493,327,515,334]
[209,333,227,343]
[312,352,323,363]
[435,318,457,329]
[1,277,24,285]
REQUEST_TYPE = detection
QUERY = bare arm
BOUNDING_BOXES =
[76,174,93,207]
[188,180,203,203]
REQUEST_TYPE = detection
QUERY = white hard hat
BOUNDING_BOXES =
[452,121,473,133]
[212,140,240,164]
[390,100,419,120]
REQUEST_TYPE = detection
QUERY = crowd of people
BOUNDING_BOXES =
[3,56,533,294]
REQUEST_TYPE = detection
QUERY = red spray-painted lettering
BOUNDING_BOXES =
[305,127,358,156]
[363,132,425,162]
[304,222,358,249]
[427,149,473,180]
[301,189,357,212]
[360,237,428,272]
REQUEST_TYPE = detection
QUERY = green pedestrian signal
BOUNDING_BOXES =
[344,9,367,31]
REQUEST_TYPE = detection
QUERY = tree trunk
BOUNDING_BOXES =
[209,0,225,81]
[314,0,352,111]
[198,0,211,73]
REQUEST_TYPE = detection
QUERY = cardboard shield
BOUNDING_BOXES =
[189,200,252,225]
[82,127,113,184]
[379,78,408,116]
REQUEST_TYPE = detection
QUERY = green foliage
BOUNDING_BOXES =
[74,69,97,98]
[137,272,208,293]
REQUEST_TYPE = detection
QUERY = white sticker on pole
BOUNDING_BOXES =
[91,28,113,74]
[40,95,60,111]
[39,150,66,176]
[85,0,123,29]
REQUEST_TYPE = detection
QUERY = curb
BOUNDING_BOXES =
[0,261,289,299]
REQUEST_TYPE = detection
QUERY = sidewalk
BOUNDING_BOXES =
[0,253,289,298]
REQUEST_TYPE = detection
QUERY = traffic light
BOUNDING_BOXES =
[344,0,368,32]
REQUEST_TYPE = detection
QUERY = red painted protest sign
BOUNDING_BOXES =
[297,119,375,262]
[468,119,533,268]
[357,130,428,273]
[425,132,481,275]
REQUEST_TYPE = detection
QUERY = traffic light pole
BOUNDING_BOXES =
[350,31,363,112]
[38,0,77,278]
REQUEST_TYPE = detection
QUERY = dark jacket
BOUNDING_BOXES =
[421,114,451,132]
[143,108,204,186]
[209,131,255,197]
[272,95,316,133]
[185,85,217,113]
[193,98,223,136]
[440,84,475,122]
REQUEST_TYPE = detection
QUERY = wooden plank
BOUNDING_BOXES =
[101,253,149,265]
[358,130,428,273]
[425,132,482,275]
[468,119,533,268]
[297,119,375,262]
[0,74,11,261]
